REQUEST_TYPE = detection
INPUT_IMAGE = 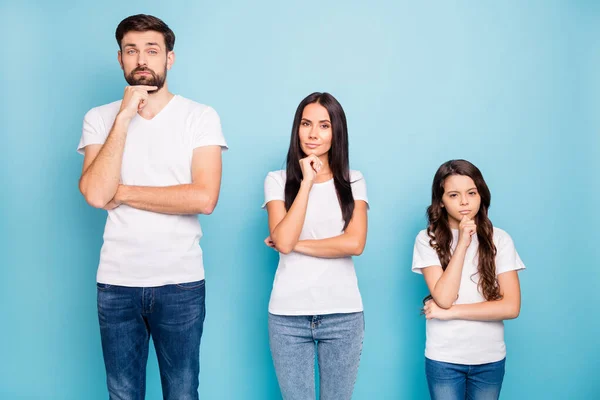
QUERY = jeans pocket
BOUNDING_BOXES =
[175,280,205,290]
[96,282,112,291]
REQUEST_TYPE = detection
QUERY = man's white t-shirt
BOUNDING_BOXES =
[77,95,228,287]
[263,170,368,315]
[412,227,526,365]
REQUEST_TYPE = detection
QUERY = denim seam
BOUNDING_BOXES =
[149,288,155,314]
[175,280,205,290]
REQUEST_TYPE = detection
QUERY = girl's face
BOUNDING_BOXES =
[441,174,481,229]
[298,103,333,159]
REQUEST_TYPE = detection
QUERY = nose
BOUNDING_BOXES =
[137,52,148,67]
[460,195,469,206]
[308,126,318,140]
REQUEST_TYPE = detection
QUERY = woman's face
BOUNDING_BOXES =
[298,102,333,158]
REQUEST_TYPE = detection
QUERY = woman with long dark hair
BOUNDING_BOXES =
[412,159,525,400]
[263,92,368,399]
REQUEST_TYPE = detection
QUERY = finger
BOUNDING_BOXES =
[130,85,158,91]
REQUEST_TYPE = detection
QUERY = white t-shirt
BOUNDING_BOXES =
[77,95,228,287]
[263,170,368,315]
[412,227,526,365]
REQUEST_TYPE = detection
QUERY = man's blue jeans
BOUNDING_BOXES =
[97,280,206,400]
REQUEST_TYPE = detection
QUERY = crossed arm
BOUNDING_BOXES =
[265,194,368,258]
[421,265,521,321]
[79,138,223,215]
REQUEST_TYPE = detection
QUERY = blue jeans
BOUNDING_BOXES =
[97,280,206,400]
[425,357,506,400]
[268,312,364,400]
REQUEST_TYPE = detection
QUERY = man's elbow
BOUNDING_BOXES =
[79,179,107,209]
[276,245,293,255]
[199,204,216,215]
[84,193,109,209]
[198,195,218,215]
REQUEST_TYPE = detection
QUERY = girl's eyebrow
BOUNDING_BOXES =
[446,187,477,193]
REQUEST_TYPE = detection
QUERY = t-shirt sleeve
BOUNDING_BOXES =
[77,108,106,155]
[351,171,369,207]
[495,231,526,275]
[262,172,285,209]
[191,106,228,150]
[412,231,442,274]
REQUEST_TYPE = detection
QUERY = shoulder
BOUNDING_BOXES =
[493,226,512,242]
[83,100,121,132]
[177,96,218,118]
[415,229,431,244]
[85,100,121,120]
[492,226,516,248]
[350,170,365,182]
[265,170,286,186]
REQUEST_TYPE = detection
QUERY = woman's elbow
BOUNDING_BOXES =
[349,238,365,256]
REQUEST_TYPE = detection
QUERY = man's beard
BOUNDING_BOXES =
[124,65,167,93]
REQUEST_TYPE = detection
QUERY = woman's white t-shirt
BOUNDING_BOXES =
[412,227,526,365]
[263,170,368,316]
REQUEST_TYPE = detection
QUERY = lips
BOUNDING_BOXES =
[305,143,319,149]
[459,210,471,215]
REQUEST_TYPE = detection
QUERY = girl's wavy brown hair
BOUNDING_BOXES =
[424,160,501,303]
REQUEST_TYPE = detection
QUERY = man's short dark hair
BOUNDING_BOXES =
[115,14,175,52]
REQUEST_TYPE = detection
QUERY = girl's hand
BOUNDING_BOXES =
[423,299,453,320]
[264,236,277,249]
[458,215,477,247]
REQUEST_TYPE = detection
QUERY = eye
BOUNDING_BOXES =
[469,191,477,196]
[320,124,330,129]
[148,50,158,55]
[448,194,457,198]
[127,49,136,55]
[301,121,310,127]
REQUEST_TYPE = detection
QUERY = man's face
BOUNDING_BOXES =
[118,30,174,93]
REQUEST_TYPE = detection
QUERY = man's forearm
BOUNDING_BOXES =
[116,184,218,215]
[79,115,130,208]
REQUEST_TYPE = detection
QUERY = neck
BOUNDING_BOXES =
[138,84,174,119]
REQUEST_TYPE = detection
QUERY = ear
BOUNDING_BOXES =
[118,50,124,70]
[166,51,175,70]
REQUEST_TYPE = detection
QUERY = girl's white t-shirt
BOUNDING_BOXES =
[263,170,368,315]
[412,227,526,365]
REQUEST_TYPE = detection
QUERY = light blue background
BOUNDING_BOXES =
[1,1,597,399]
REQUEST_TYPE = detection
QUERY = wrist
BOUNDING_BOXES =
[300,179,314,188]
[456,241,469,252]
[445,305,459,320]
[114,185,128,204]
[115,112,133,127]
